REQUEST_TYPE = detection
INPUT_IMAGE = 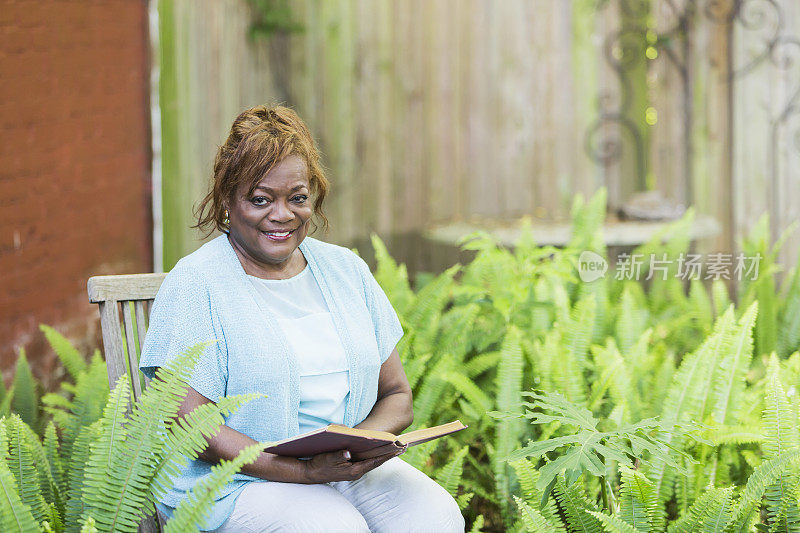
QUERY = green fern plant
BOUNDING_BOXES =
[498,390,686,506]
[10,348,39,433]
[362,188,800,531]
[0,341,261,532]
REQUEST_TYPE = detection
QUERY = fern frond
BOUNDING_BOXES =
[435,446,469,498]
[402,351,432,391]
[711,280,730,319]
[509,459,563,527]
[688,279,714,333]
[81,343,212,532]
[563,297,596,371]
[4,415,49,523]
[42,393,72,430]
[412,358,453,427]
[11,348,39,433]
[64,422,100,533]
[650,307,737,505]
[548,328,586,404]
[587,511,640,533]
[468,514,485,533]
[456,492,474,511]
[762,354,800,531]
[568,188,607,254]
[592,339,638,422]
[515,495,564,532]
[163,442,262,533]
[435,304,480,362]
[0,386,14,420]
[765,474,800,533]
[777,251,800,356]
[615,284,649,356]
[697,485,734,532]
[19,416,60,512]
[710,425,763,446]
[692,314,734,424]
[369,233,415,318]
[674,455,696,516]
[727,448,800,531]
[618,465,659,531]
[493,327,525,514]
[463,352,501,379]
[0,422,41,532]
[553,476,602,533]
[39,325,87,380]
[45,502,62,533]
[405,264,459,354]
[712,301,757,425]
[57,356,109,462]
[642,350,675,419]
[152,394,260,499]
[400,439,437,472]
[43,421,66,508]
[79,516,97,533]
[81,373,131,506]
[763,355,799,459]
[442,372,493,416]
[667,486,730,533]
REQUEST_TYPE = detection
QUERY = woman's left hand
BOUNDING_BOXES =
[350,442,407,462]
[303,447,404,483]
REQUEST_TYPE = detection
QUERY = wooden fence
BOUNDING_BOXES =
[158,0,800,275]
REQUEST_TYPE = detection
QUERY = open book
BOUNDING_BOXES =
[263,420,467,458]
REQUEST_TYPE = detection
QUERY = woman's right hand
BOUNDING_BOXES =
[303,446,403,483]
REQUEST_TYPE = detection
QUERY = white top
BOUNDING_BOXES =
[248,265,350,434]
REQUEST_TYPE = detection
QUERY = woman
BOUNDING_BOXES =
[139,105,464,532]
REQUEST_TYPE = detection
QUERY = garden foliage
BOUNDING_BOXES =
[3,188,800,532]
[0,335,259,532]
[372,189,800,531]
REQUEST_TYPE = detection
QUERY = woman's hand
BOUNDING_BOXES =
[303,446,404,483]
[350,442,407,462]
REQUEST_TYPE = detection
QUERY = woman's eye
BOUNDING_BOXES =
[251,196,270,206]
[292,195,308,204]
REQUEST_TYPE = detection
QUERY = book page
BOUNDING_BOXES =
[396,420,467,447]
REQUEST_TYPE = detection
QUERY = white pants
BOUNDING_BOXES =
[212,457,465,532]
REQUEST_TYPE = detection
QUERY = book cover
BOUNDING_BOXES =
[263,420,467,458]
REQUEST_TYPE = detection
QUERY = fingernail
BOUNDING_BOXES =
[344,451,351,460]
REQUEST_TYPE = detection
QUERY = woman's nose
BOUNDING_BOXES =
[269,200,294,222]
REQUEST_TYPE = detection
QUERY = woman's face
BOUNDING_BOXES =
[226,154,313,274]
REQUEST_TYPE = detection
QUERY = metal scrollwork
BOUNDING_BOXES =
[585,0,800,228]
[584,113,646,182]
[768,37,800,233]
[769,36,800,123]
[731,0,783,77]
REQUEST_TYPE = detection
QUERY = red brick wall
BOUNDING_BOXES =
[0,0,153,388]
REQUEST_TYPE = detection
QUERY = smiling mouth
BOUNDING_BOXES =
[261,229,295,241]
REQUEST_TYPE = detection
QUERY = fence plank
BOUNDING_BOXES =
[157,0,800,273]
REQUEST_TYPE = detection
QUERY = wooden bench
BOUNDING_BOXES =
[87,272,167,533]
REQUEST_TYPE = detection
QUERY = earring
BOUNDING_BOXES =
[223,210,229,225]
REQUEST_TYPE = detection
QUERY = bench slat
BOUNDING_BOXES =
[88,273,167,303]
[121,302,144,400]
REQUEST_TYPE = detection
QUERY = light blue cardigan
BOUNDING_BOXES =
[138,234,404,530]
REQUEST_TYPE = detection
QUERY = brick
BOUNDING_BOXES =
[0,0,152,384]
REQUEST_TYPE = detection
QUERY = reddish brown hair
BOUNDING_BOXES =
[193,104,329,236]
